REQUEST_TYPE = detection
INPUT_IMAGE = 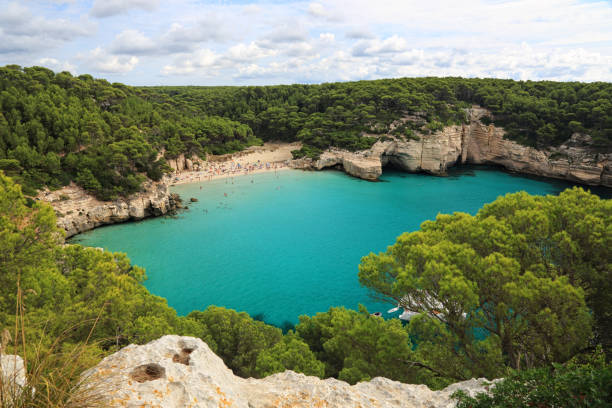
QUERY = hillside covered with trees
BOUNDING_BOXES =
[0,66,259,200]
[1,65,611,200]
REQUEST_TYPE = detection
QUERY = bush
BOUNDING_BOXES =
[453,363,612,408]
[291,146,322,160]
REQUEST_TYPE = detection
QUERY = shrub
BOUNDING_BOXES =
[453,363,612,408]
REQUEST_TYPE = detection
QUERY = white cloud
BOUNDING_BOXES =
[319,32,335,43]
[90,0,159,18]
[264,24,309,45]
[37,57,76,73]
[242,4,261,14]
[283,42,317,57]
[162,49,219,75]
[345,28,374,40]
[110,30,157,55]
[306,1,342,22]
[80,47,138,73]
[3,0,612,84]
[308,2,326,17]
[352,35,408,57]
[0,2,95,54]
[225,42,277,63]
[161,17,233,47]
[107,16,234,57]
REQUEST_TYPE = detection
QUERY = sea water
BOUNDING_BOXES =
[70,167,608,327]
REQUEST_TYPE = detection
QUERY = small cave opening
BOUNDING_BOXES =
[130,363,166,383]
[381,154,408,175]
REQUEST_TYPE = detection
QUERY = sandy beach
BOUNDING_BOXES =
[169,142,301,186]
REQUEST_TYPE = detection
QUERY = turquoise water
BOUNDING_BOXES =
[70,167,604,327]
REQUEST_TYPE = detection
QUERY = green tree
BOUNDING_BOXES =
[295,306,426,385]
[255,332,325,378]
[359,188,601,380]
[0,172,64,314]
[187,306,283,378]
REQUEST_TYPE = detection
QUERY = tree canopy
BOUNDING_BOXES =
[0,66,260,199]
[359,187,610,381]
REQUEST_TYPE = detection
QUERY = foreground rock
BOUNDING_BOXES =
[38,177,180,238]
[1,354,26,398]
[85,335,494,408]
[294,106,612,187]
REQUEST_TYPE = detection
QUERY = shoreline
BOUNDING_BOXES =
[169,141,300,186]
[170,164,295,186]
[46,134,612,239]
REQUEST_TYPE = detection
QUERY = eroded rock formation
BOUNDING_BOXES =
[84,335,494,408]
[39,177,180,238]
[296,107,612,187]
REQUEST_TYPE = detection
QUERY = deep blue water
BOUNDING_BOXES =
[70,167,606,327]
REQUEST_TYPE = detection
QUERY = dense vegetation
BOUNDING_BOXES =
[1,172,610,407]
[2,65,611,200]
[144,77,612,151]
[359,187,611,381]
[0,65,259,200]
[1,64,611,405]
[454,352,611,407]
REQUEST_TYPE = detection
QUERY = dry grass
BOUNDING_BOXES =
[0,277,119,408]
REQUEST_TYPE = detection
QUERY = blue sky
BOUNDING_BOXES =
[1,0,611,85]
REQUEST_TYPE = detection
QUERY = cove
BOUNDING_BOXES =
[70,167,606,327]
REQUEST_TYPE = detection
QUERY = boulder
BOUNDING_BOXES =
[1,354,26,398]
[84,335,496,408]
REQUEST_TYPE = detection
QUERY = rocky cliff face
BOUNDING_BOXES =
[83,335,494,408]
[168,153,202,173]
[39,177,180,238]
[297,107,612,187]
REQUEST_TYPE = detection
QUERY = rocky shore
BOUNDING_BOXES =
[42,108,611,238]
[80,335,495,408]
[293,107,612,187]
[38,177,181,238]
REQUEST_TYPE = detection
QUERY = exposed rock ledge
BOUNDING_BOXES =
[38,176,180,238]
[84,335,494,408]
[293,107,612,188]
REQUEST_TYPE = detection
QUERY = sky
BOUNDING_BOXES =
[1,0,611,86]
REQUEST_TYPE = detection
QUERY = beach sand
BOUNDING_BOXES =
[170,142,301,185]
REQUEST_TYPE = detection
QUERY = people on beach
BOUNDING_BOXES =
[172,157,289,185]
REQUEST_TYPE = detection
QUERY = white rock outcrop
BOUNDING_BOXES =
[39,177,180,238]
[300,106,612,187]
[84,335,495,408]
[168,154,203,173]
[1,354,26,397]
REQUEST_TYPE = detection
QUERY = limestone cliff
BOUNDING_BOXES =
[83,335,495,408]
[39,177,180,238]
[296,107,612,187]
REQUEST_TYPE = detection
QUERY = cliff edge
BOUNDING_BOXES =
[294,107,612,187]
[83,335,494,408]
[38,176,180,238]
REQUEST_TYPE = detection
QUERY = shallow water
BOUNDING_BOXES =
[70,167,608,326]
